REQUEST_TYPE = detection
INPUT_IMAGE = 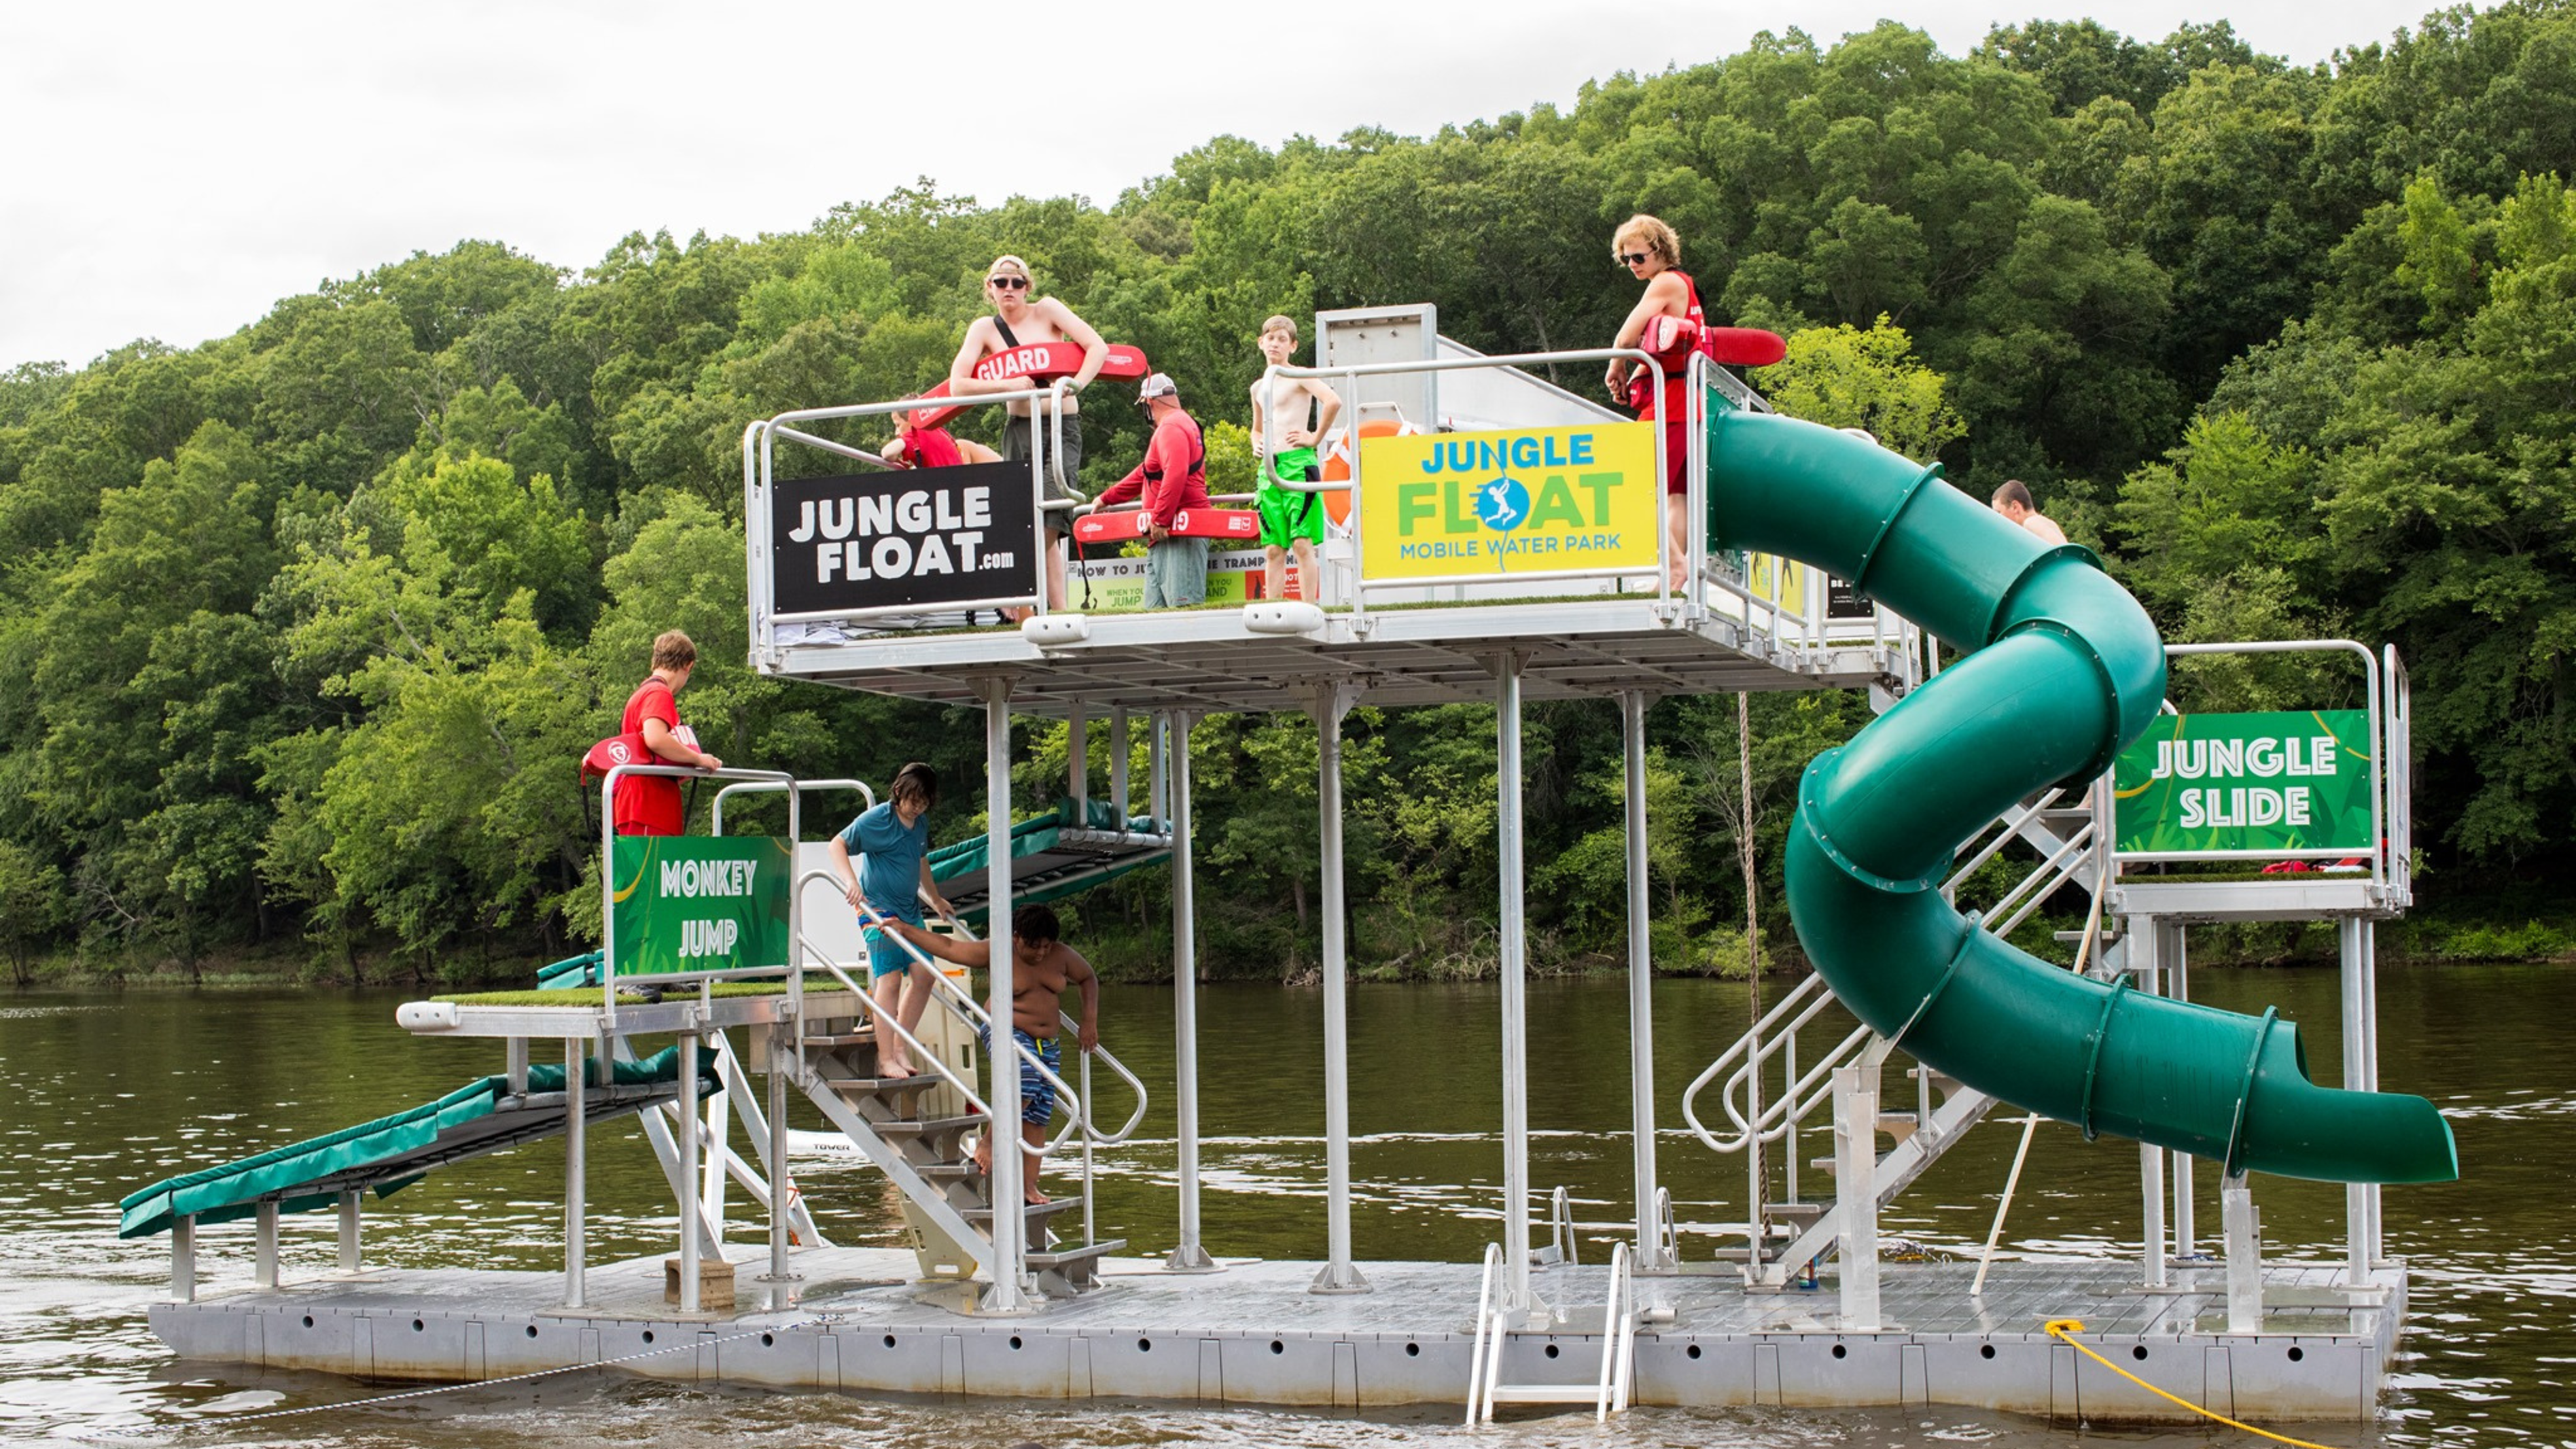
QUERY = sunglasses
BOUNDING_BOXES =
[1619,252,1651,266]
[988,275,1029,290]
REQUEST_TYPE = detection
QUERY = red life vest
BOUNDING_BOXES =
[605,678,684,836]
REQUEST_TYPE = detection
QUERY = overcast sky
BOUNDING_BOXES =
[3,0,2443,373]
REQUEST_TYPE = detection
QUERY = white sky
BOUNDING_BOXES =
[3,0,2442,373]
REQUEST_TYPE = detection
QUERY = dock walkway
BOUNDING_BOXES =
[155,1248,2399,1420]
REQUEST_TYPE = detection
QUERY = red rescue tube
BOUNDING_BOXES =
[910,343,1152,429]
[1706,327,1787,368]
[1072,508,1260,546]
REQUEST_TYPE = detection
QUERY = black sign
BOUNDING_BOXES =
[769,461,1040,615]
[1827,575,1876,620]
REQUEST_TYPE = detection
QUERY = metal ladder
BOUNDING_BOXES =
[1466,1240,1638,1422]
[1680,778,2116,1285]
[785,888,1148,1297]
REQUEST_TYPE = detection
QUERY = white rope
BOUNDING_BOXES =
[179,1312,843,1427]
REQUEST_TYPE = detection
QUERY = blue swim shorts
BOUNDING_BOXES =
[974,1024,1062,1128]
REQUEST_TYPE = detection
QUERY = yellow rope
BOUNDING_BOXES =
[2042,1319,2338,1449]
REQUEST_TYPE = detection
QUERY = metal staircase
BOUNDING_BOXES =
[1680,775,2118,1287]
[777,875,1145,1299]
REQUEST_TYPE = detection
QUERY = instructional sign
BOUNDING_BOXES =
[1072,548,1265,609]
[610,835,792,976]
[1358,423,1661,580]
[2113,710,2374,856]
[769,461,1039,615]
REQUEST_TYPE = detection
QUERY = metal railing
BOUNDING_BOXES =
[1680,775,2115,1267]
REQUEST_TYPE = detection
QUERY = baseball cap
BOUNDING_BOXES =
[1137,373,1178,403]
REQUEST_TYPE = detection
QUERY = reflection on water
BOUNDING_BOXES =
[2,964,2570,1445]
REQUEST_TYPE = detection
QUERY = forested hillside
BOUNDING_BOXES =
[7,5,2576,985]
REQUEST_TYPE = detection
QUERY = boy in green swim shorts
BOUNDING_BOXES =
[1249,315,1343,602]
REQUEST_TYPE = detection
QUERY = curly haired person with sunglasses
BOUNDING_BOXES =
[1603,215,1705,593]
[947,256,1108,612]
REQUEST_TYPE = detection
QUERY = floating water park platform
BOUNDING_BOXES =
[128,311,2449,1429]
[150,1248,2405,1420]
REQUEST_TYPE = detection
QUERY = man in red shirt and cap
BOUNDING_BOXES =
[1092,374,1210,609]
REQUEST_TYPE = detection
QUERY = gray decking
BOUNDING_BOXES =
[152,1248,2401,1420]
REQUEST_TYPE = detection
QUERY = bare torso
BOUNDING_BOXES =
[1009,940,1091,1036]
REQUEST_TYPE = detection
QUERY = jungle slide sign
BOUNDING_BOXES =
[610,836,792,976]
[1358,423,1661,580]
[2113,710,2374,856]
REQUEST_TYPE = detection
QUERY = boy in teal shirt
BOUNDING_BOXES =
[826,761,954,1079]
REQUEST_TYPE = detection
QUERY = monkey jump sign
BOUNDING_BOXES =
[769,460,1040,615]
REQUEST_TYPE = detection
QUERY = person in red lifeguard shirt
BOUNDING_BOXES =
[1602,213,1706,594]
[1092,374,1210,608]
[880,396,1001,469]
[612,630,722,836]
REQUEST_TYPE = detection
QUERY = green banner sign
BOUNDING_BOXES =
[609,835,792,976]
[2113,710,2374,856]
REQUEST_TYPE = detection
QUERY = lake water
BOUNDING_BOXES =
[2,965,2569,1446]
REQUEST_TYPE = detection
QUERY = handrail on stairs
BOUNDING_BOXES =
[935,910,1151,1145]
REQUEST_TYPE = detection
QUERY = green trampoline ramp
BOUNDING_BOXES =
[1705,401,2456,1187]
[118,1047,718,1239]
[928,795,1171,927]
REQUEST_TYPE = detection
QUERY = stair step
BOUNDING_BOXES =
[872,1114,982,1140]
[826,1075,942,1097]
[1487,1384,1609,1405]
[2053,930,2121,945]
[1025,1239,1125,1270]
[1763,1202,1826,1221]
[805,1030,875,1049]
[1877,1111,1918,1143]
[1907,1066,1963,1092]
[918,1161,986,1181]
[961,1199,1084,1226]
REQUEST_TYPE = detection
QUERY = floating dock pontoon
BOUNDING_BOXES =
[135,307,2448,1424]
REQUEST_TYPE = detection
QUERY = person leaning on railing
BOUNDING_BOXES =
[1604,213,1707,594]
[1091,374,1210,610]
[612,630,722,837]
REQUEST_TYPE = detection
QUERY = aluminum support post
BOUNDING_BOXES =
[565,1035,586,1308]
[764,1023,796,1285]
[679,1029,701,1312]
[1149,712,1168,824]
[2132,917,2167,1288]
[1068,704,1088,816]
[2339,916,2380,1285]
[337,1190,361,1273]
[255,1199,279,1289]
[1619,690,1666,1272]
[506,1036,529,1096]
[1495,654,1534,1314]
[2168,922,2195,1259]
[171,1216,195,1302]
[983,678,1032,1310]
[1166,708,1218,1272]
[701,1064,732,1240]
[2223,1174,2261,1334]
[1831,1064,1880,1330]
[2361,918,2383,1266]
[1111,707,1131,821]
[1311,683,1369,1294]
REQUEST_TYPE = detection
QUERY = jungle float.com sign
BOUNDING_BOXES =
[769,460,1040,616]
[610,835,792,976]
[1358,423,1661,580]
[2113,710,2375,856]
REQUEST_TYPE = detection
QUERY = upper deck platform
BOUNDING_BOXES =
[743,315,1926,717]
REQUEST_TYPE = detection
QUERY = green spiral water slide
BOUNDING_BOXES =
[1705,405,2457,1185]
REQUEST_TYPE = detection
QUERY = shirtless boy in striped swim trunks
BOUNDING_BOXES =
[887,903,1099,1204]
